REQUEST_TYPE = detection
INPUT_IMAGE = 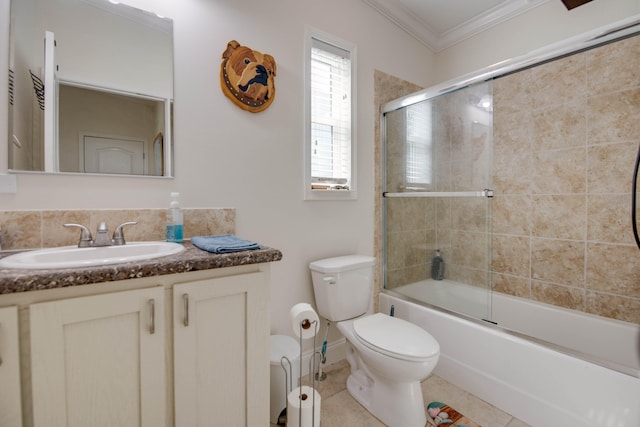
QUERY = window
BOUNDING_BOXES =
[304,29,357,200]
[405,102,432,189]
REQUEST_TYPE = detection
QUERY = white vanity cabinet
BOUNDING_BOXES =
[1,261,273,427]
[173,272,270,426]
[0,305,23,427]
[30,287,166,427]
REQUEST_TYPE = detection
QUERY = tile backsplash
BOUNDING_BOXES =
[0,208,235,251]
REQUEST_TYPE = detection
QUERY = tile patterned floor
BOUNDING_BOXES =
[271,360,531,427]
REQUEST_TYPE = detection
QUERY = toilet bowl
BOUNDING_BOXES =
[336,313,439,427]
[309,255,440,427]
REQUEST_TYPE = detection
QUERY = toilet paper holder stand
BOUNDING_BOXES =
[280,318,320,426]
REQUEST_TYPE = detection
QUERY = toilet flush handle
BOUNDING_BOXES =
[323,276,336,285]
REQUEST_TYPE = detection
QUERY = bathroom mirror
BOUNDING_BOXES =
[8,0,174,176]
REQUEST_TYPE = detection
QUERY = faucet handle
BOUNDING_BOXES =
[112,221,138,245]
[64,223,93,247]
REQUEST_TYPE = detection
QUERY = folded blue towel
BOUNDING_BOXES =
[191,234,261,254]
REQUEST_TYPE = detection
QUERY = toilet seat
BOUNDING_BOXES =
[353,313,439,362]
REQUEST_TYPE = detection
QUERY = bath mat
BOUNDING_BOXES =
[426,402,481,427]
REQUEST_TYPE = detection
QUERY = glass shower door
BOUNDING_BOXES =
[382,81,493,321]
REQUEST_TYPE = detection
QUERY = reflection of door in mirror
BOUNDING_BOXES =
[82,135,146,175]
[59,84,163,175]
[9,0,174,176]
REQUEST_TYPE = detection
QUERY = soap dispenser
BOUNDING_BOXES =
[431,249,444,280]
[166,192,184,243]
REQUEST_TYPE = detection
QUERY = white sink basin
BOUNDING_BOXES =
[0,241,185,270]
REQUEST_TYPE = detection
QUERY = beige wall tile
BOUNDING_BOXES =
[587,89,640,145]
[88,210,142,241]
[531,280,585,311]
[492,234,530,276]
[531,195,586,240]
[587,194,636,244]
[451,230,489,271]
[43,210,91,247]
[493,145,532,194]
[450,198,489,232]
[492,68,533,114]
[587,35,640,95]
[532,147,586,194]
[403,198,429,231]
[385,199,404,233]
[585,291,640,324]
[0,208,235,251]
[405,230,429,267]
[492,273,530,298]
[0,211,42,250]
[532,101,587,151]
[492,195,531,236]
[128,209,166,241]
[588,142,638,194]
[493,108,533,152]
[530,54,587,109]
[586,243,640,297]
[385,231,406,271]
[531,238,585,287]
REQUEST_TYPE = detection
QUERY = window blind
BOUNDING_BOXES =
[405,102,432,187]
[310,37,352,189]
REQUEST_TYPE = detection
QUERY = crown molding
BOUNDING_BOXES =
[363,0,551,52]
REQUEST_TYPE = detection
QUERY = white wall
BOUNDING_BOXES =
[433,0,640,83]
[0,0,434,349]
[3,0,637,357]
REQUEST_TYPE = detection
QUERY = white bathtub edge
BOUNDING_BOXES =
[437,353,592,426]
[380,293,640,427]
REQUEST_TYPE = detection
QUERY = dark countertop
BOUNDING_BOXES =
[0,242,282,295]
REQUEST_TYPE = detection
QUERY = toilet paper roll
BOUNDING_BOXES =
[286,386,321,427]
[289,303,319,339]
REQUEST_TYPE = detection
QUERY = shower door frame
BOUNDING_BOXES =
[381,80,495,321]
[379,14,640,322]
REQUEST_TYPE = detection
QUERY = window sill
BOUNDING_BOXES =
[304,188,357,201]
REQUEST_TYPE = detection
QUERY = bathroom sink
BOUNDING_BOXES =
[0,241,185,270]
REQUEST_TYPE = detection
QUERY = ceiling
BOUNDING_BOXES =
[363,0,552,51]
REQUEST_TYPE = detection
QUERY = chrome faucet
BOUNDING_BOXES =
[64,221,138,247]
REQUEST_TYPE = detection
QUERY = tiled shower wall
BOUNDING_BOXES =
[376,34,640,324]
[491,35,640,324]
[373,70,424,310]
[384,84,493,291]
[0,208,235,250]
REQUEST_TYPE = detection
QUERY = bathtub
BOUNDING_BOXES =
[380,280,640,427]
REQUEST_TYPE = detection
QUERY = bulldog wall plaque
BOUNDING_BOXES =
[220,40,277,113]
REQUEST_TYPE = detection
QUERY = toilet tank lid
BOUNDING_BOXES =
[309,255,376,273]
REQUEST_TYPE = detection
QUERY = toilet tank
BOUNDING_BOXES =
[309,255,376,322]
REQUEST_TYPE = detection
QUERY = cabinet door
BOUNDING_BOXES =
[0,306,22,427]
[30,287,166,427]
[174,272,269,427]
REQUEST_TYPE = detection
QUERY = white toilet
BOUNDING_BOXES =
[310,255,440,427]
